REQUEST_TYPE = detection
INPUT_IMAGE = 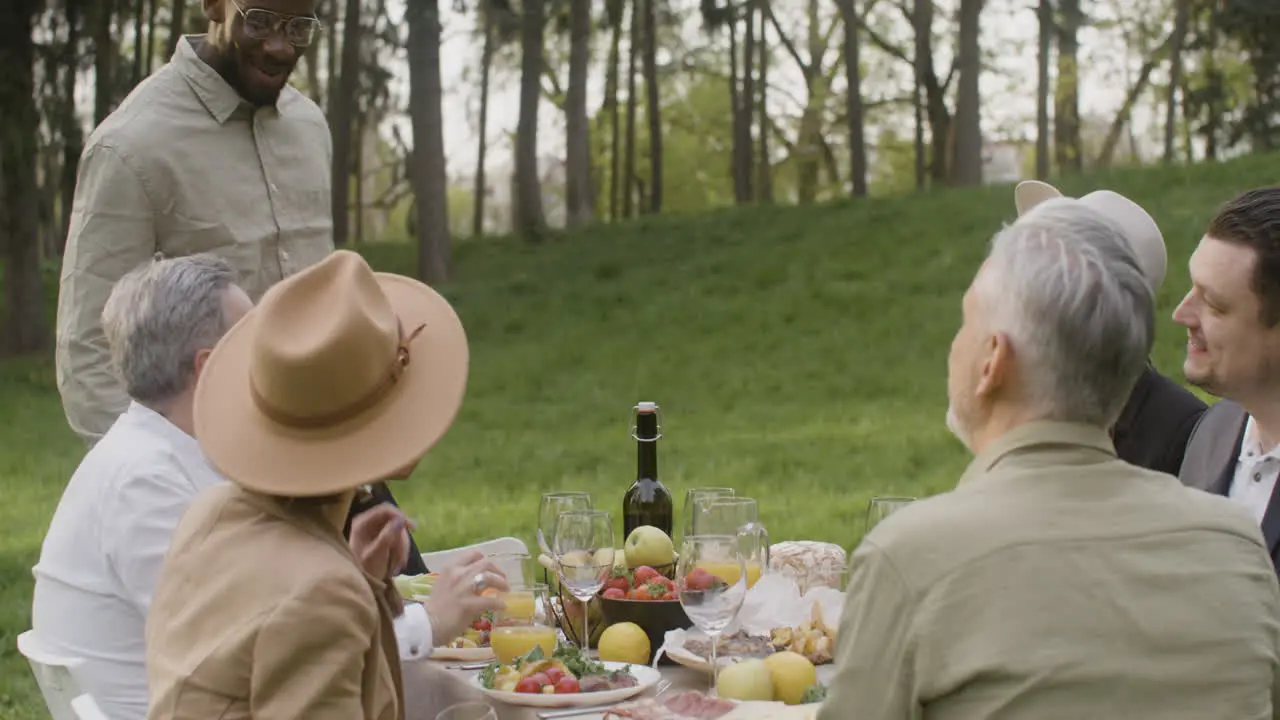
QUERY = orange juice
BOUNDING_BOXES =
[697,561,763,588]
[501,590,537,620]
[491,625,558,663]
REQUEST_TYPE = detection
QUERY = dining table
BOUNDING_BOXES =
[401,653,837,720]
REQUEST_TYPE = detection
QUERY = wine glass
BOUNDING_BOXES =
[682,487,735,539]
[676,535,748,692]
[435,702,497,720]
[864,496,916,534]
[538,492,593,555]
[697,497,769,588]
[552,509,614,651]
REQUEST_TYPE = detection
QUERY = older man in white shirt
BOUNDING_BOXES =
[31,254,504,720]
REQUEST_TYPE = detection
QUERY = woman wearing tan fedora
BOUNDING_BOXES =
[144,250,502,720]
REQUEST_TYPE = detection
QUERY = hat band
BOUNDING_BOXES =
[250,320,427,429]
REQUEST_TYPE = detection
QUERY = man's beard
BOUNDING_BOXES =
[946,402,973,452]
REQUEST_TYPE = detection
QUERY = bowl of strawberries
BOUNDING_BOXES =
[597,565,694,665]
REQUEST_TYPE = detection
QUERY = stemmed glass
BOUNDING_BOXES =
[435,702,497,720]
[696,497,769,588]
[677,535,748,692]
[682,487,735,540]
[552,509,615,651]
[864,496,916,534]
[538,492,593,556]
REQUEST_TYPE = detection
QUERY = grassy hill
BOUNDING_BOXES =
[2,153,1274,717]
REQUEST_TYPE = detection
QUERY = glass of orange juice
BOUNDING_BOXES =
[697,498,768,588]
[490,582,557,664]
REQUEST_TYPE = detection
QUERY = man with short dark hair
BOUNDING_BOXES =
[56,0,331,446]
[1176,187,1280,574]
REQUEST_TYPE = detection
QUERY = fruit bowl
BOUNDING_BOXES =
[598,595,692,665]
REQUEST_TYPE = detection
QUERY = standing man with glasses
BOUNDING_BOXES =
[57,0,331,447]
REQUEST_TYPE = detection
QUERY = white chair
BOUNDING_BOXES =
[70,694,110,720]
[420,536,530,583]
[16,630,90,720]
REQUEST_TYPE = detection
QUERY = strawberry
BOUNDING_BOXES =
[603,587,626,600]
[633,566,661,585]
[604,569,630,593]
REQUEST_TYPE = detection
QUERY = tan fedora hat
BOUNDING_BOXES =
[193,250,469,497]
[1014,180,1167,293]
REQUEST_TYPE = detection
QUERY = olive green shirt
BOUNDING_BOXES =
[55,35,333,444]
[818,421,1280,720]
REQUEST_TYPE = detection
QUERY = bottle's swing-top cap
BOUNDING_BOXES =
[636,401,658,413]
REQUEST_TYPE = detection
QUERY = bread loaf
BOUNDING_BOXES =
[768,541,847,592]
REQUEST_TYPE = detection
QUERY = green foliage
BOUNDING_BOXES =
[1,153,1276,716]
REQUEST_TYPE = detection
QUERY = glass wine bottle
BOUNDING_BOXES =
[623,401,674,541]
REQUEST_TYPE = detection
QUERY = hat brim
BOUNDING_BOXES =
[193,273,469,497]
[1014,180,1064,215]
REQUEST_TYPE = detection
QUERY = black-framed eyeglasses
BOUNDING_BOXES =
[232,1,322,47]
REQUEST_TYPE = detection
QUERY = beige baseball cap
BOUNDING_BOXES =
[1014,180,1167,293]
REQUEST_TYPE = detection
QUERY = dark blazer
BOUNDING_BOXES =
[1111,365,1208,476]
[345,482,430,576]
[1177,399,1280,573]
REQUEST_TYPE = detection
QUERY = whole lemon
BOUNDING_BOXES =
[715,659,774,702]
[764,651,817,705]
[597,622,650,664]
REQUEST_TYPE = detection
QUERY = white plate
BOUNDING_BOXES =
[430,645,496,662]
[471,661,660,708]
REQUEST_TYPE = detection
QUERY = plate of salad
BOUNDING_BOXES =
[472,645,659,708]
[430,613,497,662]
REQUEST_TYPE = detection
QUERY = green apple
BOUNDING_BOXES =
[613,547,629,570]
[624,526,675,568]
[715,659,775,702]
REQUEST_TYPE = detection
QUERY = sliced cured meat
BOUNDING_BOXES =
[605,691,737,719]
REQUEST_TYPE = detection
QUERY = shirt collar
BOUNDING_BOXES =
[1239,415,1280,462]
[125,401,205,460]
[957,420,1116,487]
[172,34,274,124]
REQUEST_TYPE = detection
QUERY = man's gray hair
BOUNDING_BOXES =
[976,197,1155,426]
[101,253,237,405]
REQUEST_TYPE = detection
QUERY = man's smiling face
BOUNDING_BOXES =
[204,0,318,106]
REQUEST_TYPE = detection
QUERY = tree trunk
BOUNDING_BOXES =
[94,0,117,126]
[0,0,49,355]
[1035,0,1051,179]
[911,0,929,188]
[144,0,158,74]
[1164,0,1190,163]
[622,0,638,218]
[473,6,493,237]
[353,111,364,245]
[728,10,745,203]
[132,0,144,84]
[1097,31,1175,167]
[1204,7,1220,160]
[950,0,983,186]
[605,0,623,220]
[62,0,85,248]
[1054,0,1082,172]
[325,1,339,117]
[330,0,362,247]
[407,0,451,281]
[756,0,772,201]
[515,0,547,239]
[166,0,186,58]
[838,0,867,197]
[642,0,661,214]
[741,0,755,202]
[565,0,594,227]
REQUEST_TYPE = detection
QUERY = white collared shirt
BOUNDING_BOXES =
[1227,415,1280,523]
[31,403,432,720]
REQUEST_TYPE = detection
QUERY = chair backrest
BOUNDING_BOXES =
[71,693,110,720]
[421,537,530,583]
[16,630,89,720]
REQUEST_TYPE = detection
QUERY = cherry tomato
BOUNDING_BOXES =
[603,587,627,600]
[473,618,492,632]
[515,678,541,694]
[544,668,564,684]
[528,672,551,688]
[555,677,581,694]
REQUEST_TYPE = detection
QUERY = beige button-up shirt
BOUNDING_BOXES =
[819,421,1280,720]
[55,35,333,444]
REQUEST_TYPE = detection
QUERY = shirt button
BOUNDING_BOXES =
[1255,473,1263,482]
[270,183,278,193]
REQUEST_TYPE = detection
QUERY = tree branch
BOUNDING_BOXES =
[765,2,810,73]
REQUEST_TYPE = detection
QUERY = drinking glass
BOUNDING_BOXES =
[682,487,735,539]
[490,582,556,663]
[436,702,497,720]
[538,492,593,556]
[677,535,748,692]
[697,497,769,588]
[553,509,614,650]
[864,496,916,534]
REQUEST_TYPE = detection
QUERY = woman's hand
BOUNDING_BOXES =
[349,504,413,579]
[425,550,510,645]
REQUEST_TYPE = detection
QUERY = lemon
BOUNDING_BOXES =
[715,659,774,702]
[764,651,817,705]
[597,622,651,664]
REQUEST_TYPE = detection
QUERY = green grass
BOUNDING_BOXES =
[2,153,1274,716]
